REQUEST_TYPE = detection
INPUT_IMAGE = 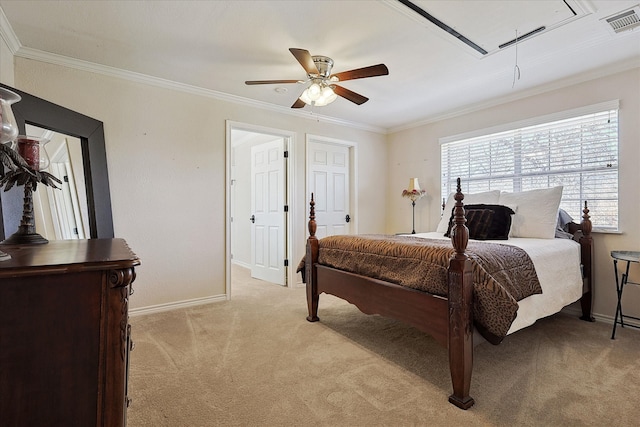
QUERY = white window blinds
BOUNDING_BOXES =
[441,103,619,230]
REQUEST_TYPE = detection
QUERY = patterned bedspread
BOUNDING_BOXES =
[306,234,542,344]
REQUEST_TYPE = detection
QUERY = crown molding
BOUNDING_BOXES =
[388,57,640,134]
[12,46,385,134]
[9,43,638,136]
[0,6,20,53]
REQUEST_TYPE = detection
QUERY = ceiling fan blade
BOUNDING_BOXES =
[291,98,306,109]
[245,80,300,85]
[333,85,369,105]
[330,64,389,82]
[289,48,319,75]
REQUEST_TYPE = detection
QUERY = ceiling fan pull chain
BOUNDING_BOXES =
[512,29,521,89]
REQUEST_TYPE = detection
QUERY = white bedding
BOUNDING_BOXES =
[413,232,584,335]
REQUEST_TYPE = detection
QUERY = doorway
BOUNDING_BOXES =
[226,122,295,298]
[306,134,358,238]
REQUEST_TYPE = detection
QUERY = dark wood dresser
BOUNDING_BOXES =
[0,238,140,427]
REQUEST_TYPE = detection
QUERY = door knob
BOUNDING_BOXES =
[250,215,255,223]
[345,214,351,223]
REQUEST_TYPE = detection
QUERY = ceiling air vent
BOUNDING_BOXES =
[603,6,640,34]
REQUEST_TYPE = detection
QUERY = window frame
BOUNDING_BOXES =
[439,100,620,232]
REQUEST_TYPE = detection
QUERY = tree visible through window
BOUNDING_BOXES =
[441,103,619,230]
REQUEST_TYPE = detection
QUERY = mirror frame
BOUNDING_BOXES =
[0,83,114,239]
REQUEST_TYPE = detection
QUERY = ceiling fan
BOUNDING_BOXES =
[245,48,389,108]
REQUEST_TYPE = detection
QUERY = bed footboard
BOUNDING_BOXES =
[304,178,475,409]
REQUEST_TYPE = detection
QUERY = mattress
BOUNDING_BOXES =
[413,232,584,334]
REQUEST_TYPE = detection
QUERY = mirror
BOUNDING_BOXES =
[0,83,113,240]
[27,124,90,240]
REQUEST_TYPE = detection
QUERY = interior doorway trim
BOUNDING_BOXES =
[225,120,296,299]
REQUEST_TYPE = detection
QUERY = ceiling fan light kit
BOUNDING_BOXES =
[299,82,338,107]
[245,48,388,109]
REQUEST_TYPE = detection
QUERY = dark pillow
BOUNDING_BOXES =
[469,204,515,239]
[445,208,494,240]
[445,204,515,240]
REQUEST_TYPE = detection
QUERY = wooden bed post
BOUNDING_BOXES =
[306,193,320,322]
[447,178,475,409]
[579,201,595,322]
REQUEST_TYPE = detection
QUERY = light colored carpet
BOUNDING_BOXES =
[127,266,640,426]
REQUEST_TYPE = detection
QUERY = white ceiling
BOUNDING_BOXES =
[1,0,639,132]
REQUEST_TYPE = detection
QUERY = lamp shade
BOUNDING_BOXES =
[407,178,422,193]
[402,177,426,202]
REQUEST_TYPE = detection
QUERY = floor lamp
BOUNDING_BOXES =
[401,178,426,234]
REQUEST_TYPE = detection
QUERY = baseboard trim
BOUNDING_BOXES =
[231,259,251,269]
[130,294,227,317]
[562,306,640,328]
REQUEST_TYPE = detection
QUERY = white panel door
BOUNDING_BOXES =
[251,139,285,285]
[308,141,350,239]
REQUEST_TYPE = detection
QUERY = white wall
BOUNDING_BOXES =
[13,57,388,310]
[387,68,640,323]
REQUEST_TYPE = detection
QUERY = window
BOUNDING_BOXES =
[441,101,619,230]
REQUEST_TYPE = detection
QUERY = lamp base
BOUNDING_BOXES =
[0,231,48,245]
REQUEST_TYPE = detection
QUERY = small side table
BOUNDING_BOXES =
[611,250,640,339]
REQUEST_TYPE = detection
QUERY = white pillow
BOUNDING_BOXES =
[436,190,501,233]
[498,186,563,239]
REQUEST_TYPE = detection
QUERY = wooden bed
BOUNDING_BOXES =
[304,179,594,409]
